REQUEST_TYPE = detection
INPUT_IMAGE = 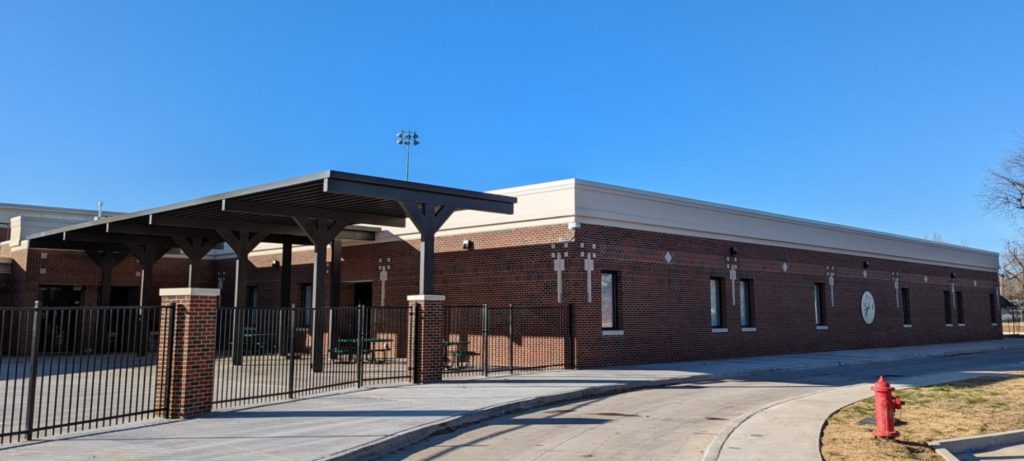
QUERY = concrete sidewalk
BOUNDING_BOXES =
[707,369,1023,461]
[2,339,1021,461]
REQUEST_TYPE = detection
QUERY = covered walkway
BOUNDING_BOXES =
[25,171,516,371]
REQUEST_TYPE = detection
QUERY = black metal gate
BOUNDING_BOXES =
[0,304,173,444]
[212,305,413,409]
[442,304,574,379]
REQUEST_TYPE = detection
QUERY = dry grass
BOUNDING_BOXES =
[1004,321,1024,336]
[821,371,1024,460]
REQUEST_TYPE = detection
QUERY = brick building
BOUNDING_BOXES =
[0,172,1003,367]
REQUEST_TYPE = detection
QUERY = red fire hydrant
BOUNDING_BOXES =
[871,375,904,438]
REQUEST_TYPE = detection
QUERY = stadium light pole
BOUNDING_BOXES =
[395,130,420,181]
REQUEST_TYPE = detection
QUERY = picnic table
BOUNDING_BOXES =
[229,329,277,354]
[330,338,393,363]
[443,340,471,370]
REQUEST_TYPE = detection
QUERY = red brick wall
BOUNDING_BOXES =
[571,224,1001,367]
[9,221,1002,369]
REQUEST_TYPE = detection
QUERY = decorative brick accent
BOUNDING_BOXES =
[155,288,219,418]
[409,294,445,383]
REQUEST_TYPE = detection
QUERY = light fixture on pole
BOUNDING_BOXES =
[395,130,420,181]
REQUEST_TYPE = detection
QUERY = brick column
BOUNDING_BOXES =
[155,288,220,418]
[408,294,445,384]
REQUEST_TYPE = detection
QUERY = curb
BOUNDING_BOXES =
[930,429,1024,461]
[329,340,1022,461]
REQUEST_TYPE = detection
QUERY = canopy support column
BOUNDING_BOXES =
[294,218,347,373]
[127,242,172,356]
[217,230,268,366]
[85,248,129,354]
[278,242,292,356]
[171,235,221,288]
[399,202,455,295]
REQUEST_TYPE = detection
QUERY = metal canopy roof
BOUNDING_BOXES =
[27,170,517,251]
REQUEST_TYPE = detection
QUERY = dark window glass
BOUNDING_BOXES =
[814,283,826,326]
[740,279,753,327]
[901,288,911,325]
[601,272,618,329]
[710,278,724,328]
[300,283,313,327]
[956,291,965,324]
[943,291,953,324]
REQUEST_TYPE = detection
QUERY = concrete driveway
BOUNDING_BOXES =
[385,348,1024,461]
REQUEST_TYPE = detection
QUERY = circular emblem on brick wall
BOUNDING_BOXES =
[861,291,876,325]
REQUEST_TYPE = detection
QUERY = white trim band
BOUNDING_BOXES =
[159,287,221,297]
[407,294,446,302]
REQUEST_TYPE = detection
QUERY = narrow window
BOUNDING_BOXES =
[247,286,259,326]
[601,272,618,329]
[814,283,826,326]
[956,291,965,324]
[989,293,999,324]
[300,283,313,327]
[740,279,753,327]
[710,278,724,328]
[901,288,911,325]
[943,291,953,324]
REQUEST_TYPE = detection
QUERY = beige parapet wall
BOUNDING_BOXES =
[374,178,998,272]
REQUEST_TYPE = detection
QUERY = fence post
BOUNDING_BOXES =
[24,301,41,441]
[508,303,514,375]
[482,304,489,377]
[567,303,575,369]
[408,295,444,383]
[357,305,365,388]
[157,288,219,418]
[411,304,421,382]
[162,304,177,418]
[288,304,296,399]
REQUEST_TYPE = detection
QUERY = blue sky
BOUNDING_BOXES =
[1,2,1022,252]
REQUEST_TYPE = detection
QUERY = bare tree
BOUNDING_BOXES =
[1001,240,1024,301]
[984,147,1024,218]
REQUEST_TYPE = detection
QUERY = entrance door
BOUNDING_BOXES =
[353,282,373,307]
[353,282,373,335]
[106,286,142,352]
[37,285,84,353]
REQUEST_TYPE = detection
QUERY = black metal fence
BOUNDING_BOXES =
[0,304,171,444]
[442,304,574,379]
[212,305,413,409]
[1004,307,1024,336]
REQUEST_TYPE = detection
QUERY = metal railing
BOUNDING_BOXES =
[212,305,413,409]
[0,304,172,444]
[442,304,574,379]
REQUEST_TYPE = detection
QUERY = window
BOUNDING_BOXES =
[943,291,953,324]
[901,288,911,325]
[246,286,259,326]
[739,279,753,328]
[601,272,618,329]
[710,278,724,328]
[300,284,313,327]
[813,283,826,326]
[990,293,999,324]
[956,291,965,324]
